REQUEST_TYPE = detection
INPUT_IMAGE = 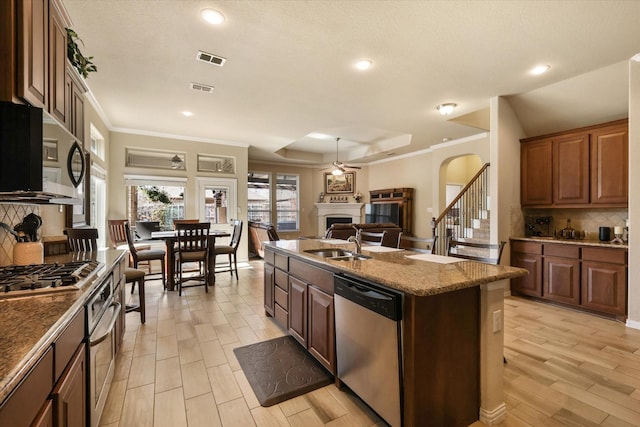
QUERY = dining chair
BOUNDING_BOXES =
[65,228,99,252]
[108,219,151,267]
[172,219,200,229]
[397,233,437,254]
[360,230,386,246]
[124,268,146,323]
[124,221,166,290]
[446,237,506,265]
[213,219,243,280]
[175,222,211,296]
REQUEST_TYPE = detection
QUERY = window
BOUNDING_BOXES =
[195,178,237,234]
[247,172,271,224]
[247,172,299,231]
[125,177,186,230]
[90,164,107,248]
[89,124,105,160]
[276,174,299,231]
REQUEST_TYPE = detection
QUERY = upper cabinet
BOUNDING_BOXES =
[521,119,628,208]
[0,0,86,143]
[590,122,628,205]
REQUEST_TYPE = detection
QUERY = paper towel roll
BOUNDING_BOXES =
[13,242,44,265]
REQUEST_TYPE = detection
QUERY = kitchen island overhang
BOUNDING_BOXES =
[263,239,527,426]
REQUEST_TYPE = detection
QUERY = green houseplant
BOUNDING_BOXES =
[66,28,97,78]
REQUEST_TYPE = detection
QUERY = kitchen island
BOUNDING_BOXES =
[263,239,527,427]
[0,249,127,426]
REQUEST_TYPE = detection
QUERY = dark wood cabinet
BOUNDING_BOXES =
[510,239,627,319]
[553,132,590,205]
[48,0,66,124]
[288,276,307,345]
[581,247,627,316]
[17,0,49,109]
[32,400,54,427]
[68,65,86,142]
[307,286,335,370]
[263,262,275,317]
[510,241,542,297]
[590,123,628,205]
[263,248,336,373]
[521,139,553,206]
[520,119,628,208]
[544,255,580,305]
[52,343,86,427]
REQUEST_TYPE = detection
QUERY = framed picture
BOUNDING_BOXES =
[324,172,355,194]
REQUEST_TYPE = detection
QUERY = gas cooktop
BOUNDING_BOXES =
[0,260,103,298]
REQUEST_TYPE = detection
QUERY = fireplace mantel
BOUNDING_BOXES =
[315,203,364,236]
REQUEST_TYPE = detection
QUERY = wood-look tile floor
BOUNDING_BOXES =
[101,260,640,427]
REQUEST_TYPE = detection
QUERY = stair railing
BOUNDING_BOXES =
[431,163,491,255]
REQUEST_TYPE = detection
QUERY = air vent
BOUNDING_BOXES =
[196,51,226,66]
[190,82,214,93]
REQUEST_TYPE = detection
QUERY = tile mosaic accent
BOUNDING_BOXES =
[0,204,40,266]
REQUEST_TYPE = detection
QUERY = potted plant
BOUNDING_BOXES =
[66,28,97,78]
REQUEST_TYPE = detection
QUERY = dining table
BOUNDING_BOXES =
[151,229,231,291]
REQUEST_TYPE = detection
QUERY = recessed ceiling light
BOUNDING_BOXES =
[182,111,193,117]
[530,64,550,75]
[436,103,457,116]
[355,59,373,71]
[201,8,225,25]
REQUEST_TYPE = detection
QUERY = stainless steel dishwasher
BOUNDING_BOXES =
[334,274,403,427]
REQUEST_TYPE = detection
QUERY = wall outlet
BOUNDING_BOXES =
[492,309,503,333]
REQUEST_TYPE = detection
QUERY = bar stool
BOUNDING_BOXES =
[125,268,146,323]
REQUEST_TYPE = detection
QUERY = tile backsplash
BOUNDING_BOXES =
[521,208,628,240]
[0,204,40,266]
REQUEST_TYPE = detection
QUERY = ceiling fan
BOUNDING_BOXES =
[330,137,361,175]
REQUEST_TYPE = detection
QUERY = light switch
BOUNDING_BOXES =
[492,309,503,333]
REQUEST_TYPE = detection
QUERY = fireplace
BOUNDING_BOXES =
[315,203,363,237]
[326,217,352,228]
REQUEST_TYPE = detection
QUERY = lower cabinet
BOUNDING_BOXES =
[510,239,627,318]
[543,245,580,305]
[307,286,335,370]
[511,241,543,297]
[52,343,86,427]
[263,248,336,374]
[31,400,54,427]
[581,247,627,316]
[288,276,307,345]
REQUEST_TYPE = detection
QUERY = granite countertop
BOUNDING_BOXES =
[510,236,628,249]
[0,249,126,404]
[266,239,527,297]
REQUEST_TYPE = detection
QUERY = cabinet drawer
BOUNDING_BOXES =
[274,304,288,329]
[274,268,288,290]
[582,247,626,264]
[289,258,334,294]
[0,346,53,427]
[54,309,84,381]
[544,244,579,258]
[264,248,275,265]
[275,286,288,310]
[512,241,542,254]
[275,253,289,271]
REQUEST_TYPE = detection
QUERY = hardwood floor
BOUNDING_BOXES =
[101,260,640,427]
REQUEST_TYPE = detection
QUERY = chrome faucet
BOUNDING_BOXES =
[347,227,362,254]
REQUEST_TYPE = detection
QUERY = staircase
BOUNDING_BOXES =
[432,163,492,257]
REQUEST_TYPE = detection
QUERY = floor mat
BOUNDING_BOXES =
[233,335,333,406]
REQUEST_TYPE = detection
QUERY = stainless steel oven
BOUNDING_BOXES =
[86,272,120,427]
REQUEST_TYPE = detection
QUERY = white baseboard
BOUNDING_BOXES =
[626,318,640,330]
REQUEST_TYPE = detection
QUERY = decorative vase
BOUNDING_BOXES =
[13,242,44,265]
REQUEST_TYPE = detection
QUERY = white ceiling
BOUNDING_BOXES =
[63,0,640,166]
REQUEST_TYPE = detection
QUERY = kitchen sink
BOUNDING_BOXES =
[303,248,371,261]
[329,254,371,261]
[304,248,353,258]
